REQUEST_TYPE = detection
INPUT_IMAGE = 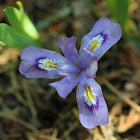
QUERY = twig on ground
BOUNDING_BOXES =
[22,79,38,126]
[0,111,37,131]
[96,68,131,85]
[61,121,79,139]
[51,129,59,140]
[93,127,105,140]
[103,80,140,113]
[9,69,27,106]
[27,129,60,140]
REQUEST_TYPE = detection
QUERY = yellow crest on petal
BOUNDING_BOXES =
[38,59,57,70]
[84,86,97,106]
[89,35,104,52]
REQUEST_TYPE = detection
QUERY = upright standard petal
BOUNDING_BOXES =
[85,58,98,78]
[56,63,80,76]
[76,72,108,129]
[57,37,79,63]
[49,75,78,99]
[19,45,67,79]
[79,48,97,73]
[80,17,122,60]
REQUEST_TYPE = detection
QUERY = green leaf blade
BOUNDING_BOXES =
[106,0,130,28]
[4,5,40,41]
[0,23,42,49]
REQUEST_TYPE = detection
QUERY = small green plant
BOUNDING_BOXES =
[0,1,42,49]
[106,0,129,31]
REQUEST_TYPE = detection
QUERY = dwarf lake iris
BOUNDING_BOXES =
[19,17,122,129]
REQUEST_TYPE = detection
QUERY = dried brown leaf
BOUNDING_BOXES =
[117,109,140,133]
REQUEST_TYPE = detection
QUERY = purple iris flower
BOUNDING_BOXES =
[19,17,122,129]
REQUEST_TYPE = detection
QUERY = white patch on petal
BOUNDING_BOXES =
[89,35,104,52]
[84,86,97,106]
[38,58,58,71]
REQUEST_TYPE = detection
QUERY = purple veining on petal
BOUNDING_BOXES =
[93,99,99,110]
[101,32,107,45]
[84,102,93,112]
[35,57,46,63]
[91,33,107,45]
[35,57,47,71]
[84,97,98,112]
